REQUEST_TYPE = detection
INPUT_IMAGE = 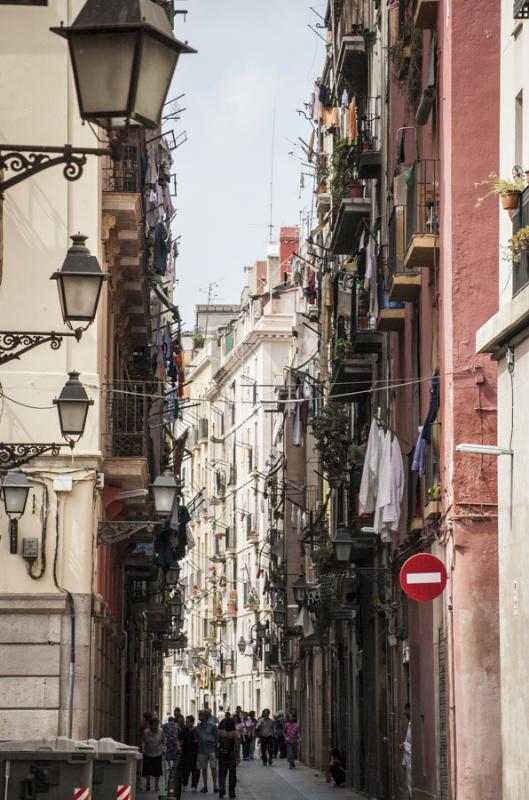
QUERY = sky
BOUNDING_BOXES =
[168,0,326,330]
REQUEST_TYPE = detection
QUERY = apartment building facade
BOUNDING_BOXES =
[0,0,191,743]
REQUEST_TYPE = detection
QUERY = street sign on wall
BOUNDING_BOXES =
[400,553,447,602]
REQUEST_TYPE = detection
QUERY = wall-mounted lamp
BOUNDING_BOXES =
[1,471,32,554]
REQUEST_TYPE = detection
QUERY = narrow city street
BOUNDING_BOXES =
[138,759,364,800]
[2,1,529,798]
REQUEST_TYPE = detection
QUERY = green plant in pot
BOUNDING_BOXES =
[475,170,525,214]
[505,224,529,263]
[331,337,351,367]
[330,138,362,208]
[311,402,350,484]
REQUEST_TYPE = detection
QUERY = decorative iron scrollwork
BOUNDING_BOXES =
[0,143,112,193]
[97,520,157,546]
[0,330,81,365]
[0,442,65,470]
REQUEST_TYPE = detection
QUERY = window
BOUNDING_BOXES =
[516,91,524,168]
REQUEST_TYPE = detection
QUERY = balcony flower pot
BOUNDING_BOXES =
[502,191,521,218]
[506,225,529,263]
[475,172,524,215]
[346,182,364,199]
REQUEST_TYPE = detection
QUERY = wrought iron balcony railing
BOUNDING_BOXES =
[104,381,150,459]
[102,130,144,193]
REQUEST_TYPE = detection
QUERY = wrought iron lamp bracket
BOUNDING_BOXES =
[0,143,115,193]
[0,329,83,365]
[0,442,72,470]
[97,520,158,546]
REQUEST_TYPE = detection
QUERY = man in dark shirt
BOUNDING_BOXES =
[218,712,239,799]
[178,715,200,795]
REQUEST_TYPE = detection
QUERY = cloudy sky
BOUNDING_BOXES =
[169,1,325,329]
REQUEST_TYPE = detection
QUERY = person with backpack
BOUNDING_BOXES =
[217,711,240,799]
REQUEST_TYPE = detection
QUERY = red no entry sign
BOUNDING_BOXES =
[400,553,447,602]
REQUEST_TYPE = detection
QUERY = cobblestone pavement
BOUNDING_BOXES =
[137,757,365,800]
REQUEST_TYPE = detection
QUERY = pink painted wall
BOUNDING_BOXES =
[439,0,501,798]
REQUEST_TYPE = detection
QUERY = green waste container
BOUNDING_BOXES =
[0,737,96,800]
[88,739,142,800]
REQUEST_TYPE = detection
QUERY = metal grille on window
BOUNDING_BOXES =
[512,186,529,295]
[514,0,529,19]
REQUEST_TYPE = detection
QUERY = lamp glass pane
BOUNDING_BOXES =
[57,400,89,436]
[4,486,29,516]
[335,542,352,563]
[71,32,135,119]
[133,35,178,126]
[154,485,176,514]
[60,274,102,322]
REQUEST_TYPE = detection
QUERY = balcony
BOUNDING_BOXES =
[103,381,152,512]
[403,159,440,270]
[514,0,529,18]
[330,0,370,95]
[357,106,382,179]
[329,353,373,401]
[333,485,377,561]
[102,130,149,355]
[512,187,529,296]
[388,206,422,304]
[146,604,172,634]
[414,0,439,28]
[330,194,371,255]
[334,275,383,355]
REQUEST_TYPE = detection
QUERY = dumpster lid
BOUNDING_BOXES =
[86,739,141,760]
[0,737,96,755]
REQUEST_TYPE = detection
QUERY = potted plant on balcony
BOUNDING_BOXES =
[331,138,363,208]
[505,225,529,263]
[311,402,350,486]
[475,170,525,216]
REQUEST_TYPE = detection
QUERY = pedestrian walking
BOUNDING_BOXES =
[247,711,257,759]
[255,708,275,766]
[196,709,219,793]
[142,717,165,793]
[179,715,200,793]
[173,707,186,728]
[217,711,240,799]
[283,714,300,769]
[273,710,286,758]
[241,713,253,760]
[401,704,412,799]
[163,716,181,769]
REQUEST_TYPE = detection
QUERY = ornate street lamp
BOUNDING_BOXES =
[332,527,353,564]
[273,602,287,627]
[151,472,179,516]
[0,372,93,471]
[51,0,196,130]
[292,574,308,605]
[51,234,108,330]
[1,471,32,554]
[0,235,108,366]
[165,566,180,586]
[169,593,183,620]
[54,371,94,443]
[237,636,247,654]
